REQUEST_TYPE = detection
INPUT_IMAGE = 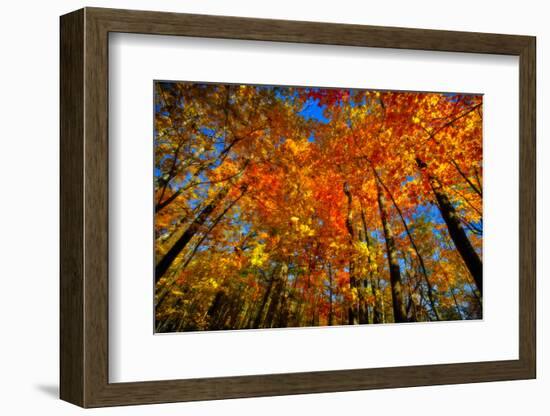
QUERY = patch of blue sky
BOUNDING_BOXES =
[213,138,227,154]
[412,203,444,225]
[402,175,416,185]
[187,196,203,211]
[200,126,217,137]
[397,257,407,271]
[370,229,384,242]
[299,97,330,124]
[154,155,177,178]
[467,218,483,234]
[274,86,298,101]
[462,284,478,296]
[238,221,252,235]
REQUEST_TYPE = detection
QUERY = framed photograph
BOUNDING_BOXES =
[60,7,536,408]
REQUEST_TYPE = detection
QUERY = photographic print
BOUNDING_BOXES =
[154,81,482,333]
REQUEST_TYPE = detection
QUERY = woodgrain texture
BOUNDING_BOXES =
[60,8,84,406]
[60,7,536,408]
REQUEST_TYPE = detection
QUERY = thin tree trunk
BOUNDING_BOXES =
[156,139,185,208]
[373,169,440,321]
[181,187,248,271]
[156,159,250,213]
[360,201,383,324]
[406,278,419,321]
[361,279,371,324]
[450,158,482,197]
[252,271,276,329]
[206,290,226,329]
[227,293,244,329]
[276,268,291,328]
[343,182,359,325]
[370,277,383,324]
[276,292,290,328]
[327,263,334,326]
[375,177,408,323]
[450,289,464,320]
[264,264,288,328]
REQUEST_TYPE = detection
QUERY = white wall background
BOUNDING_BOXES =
[0,0,545,414]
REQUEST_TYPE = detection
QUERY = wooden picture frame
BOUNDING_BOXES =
[60,7,536,408]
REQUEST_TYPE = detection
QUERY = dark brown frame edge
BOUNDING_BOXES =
[60,7,536,408]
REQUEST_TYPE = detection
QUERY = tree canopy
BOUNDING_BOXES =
[154,81,482,332]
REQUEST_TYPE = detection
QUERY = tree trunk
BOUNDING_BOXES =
[327,263,334,326]
[375,178,408,323]
[343,182,359,325]
[450,289,464,320]
[155,188,182,213]
[276,271,291,328]
[156,139,185,208]
[276,291,290,328]
[155,185,231,282]
[360,207,383,324]
[429,178,483,296]
[373,169,440,321]
[227,294,244,329]
[264,264,288,327]
[156,159,250,213]
[451,158,482,197]
[156,185,249,308]
[206,290,225,328]
[252,271,276,329]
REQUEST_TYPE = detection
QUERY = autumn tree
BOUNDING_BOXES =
[154,82,483,332]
